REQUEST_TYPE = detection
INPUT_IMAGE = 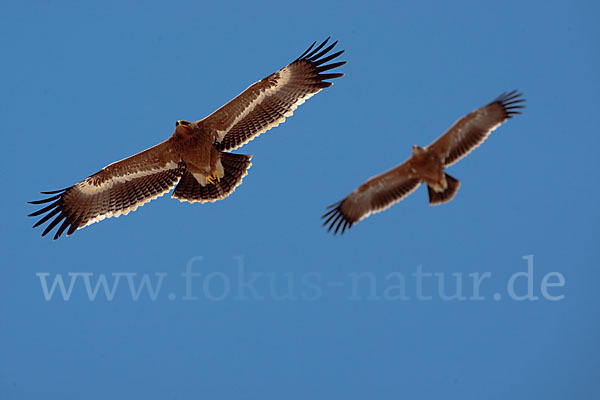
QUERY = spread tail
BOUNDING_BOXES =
[172,152,252,203]
[428,173,460,205]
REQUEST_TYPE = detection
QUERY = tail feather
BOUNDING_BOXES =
[428,173,460,205]
[172,152,252,203]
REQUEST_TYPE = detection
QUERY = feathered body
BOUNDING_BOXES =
[29,38,345,239]
[323,91,525,235]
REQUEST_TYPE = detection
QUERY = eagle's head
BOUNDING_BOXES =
[174,120,194,137]
[412,145,426,155]
[176,120,191,127]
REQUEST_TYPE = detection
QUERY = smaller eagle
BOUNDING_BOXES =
[29,38,345,239]
[322,90,525,235]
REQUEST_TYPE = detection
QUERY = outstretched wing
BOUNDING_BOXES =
[201,38,346,151]
[322,162,421,235]
[426,90,525,167]
[28,140,183,240]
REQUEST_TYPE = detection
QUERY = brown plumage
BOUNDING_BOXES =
[29,38,345,239]
[322,91,525,235]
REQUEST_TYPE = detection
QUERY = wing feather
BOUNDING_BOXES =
[28,140,183,239]
[322,162,421,235]
[201,38,346,151]
[426,91,525,167]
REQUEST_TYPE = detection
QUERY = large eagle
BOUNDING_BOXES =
[322,90,525,235]
[29,38,345,239]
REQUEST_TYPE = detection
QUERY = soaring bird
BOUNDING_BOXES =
[29,38,345,239]
[322,90,525,235]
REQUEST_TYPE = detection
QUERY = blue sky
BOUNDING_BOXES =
[1,0,599,398]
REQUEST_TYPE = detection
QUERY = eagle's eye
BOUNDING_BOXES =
[176,120,189,127]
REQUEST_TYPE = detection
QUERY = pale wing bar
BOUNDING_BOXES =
[214,38,345,151]
[28,165,184,240]
[28,141,183,239]
[322,177,421,235]
[437,90,525,167]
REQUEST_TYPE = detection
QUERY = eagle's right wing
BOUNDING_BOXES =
[426,91,525,167]
[28,139,183,239]
[200,38,345,151]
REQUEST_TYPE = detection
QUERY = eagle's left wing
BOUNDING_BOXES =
[201,38,345,151]
[426,91,525,167]
[322,162,421,235]
[28,139,183,240]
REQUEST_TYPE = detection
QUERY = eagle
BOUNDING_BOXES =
[29,38,345,239]
[322,90,525,235]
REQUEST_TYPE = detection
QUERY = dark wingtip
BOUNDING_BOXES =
[493,90,526,105]
[28,187,76,240]
[295,41,317,62]
[490,90,525,118]
[307,37,330,57]
[318,73,344,80]
[297,38,344,59]
[40,188,69,195]
[323,200,342,211]
[28,193,62,205]
[321,201,353,235]
[293,38,345,84]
